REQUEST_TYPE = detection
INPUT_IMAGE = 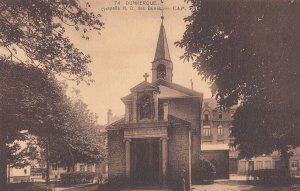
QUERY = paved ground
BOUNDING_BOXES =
[54,184,98,191]
[47,176,300,191]
[122,189,170,191]
[191,180,300,191]
[54,181,300,191]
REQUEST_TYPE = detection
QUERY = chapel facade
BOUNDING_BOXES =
[107,19,203,190]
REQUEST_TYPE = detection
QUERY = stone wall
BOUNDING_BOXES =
[168,125,190,190]
[107,130,126,187]
[168,97,202,183]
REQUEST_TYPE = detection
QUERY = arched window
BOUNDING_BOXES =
[203,110,210,123]
[157,64,166,79]
[218,113,223,119]
[139,94,151,120]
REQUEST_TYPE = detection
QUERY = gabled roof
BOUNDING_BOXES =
[158,85,189,98]
[130,81,159,92]
[203,98,219,110]
[106,116,190,130]
[168,115,190,127]
[153,79,202,97]
[121,79,202,103]
[121,94,132,102]
[153,22,171,62]
[106,118,125,130]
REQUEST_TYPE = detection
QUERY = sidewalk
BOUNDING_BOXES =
[229,175,247,181]
[192,183,300,191]
[191,178,300,191]
[122,189,171,191]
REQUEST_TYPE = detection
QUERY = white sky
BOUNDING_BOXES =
[66,0,212,124]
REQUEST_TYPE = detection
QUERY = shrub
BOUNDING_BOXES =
[194,158,216,184]
[60,171,96,186]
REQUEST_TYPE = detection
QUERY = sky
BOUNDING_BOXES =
[64,0,212,124]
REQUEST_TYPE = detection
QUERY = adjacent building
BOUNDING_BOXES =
[201,98,300,178]
[7,165,31,183]
[48,163,98,180]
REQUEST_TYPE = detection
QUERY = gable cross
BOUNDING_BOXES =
[143,73,149,82]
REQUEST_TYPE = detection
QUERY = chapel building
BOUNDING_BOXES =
[107,19,203,190]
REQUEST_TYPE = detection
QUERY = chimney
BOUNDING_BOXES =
[107,109,113,125]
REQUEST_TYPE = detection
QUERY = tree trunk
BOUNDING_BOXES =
[280,145,291,185]
[0,125,8,191]
[45,136,50,185]
[280,146,290,171]
[68,148,75,172]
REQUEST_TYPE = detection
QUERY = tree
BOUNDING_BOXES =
[0,59,66,190]
[177,0,300,169]
[7,132,40,168]
[1,1,103,189]
[38,98,105,177]
[231,101,297,168]
[0,0,103,83]
[1,60,105,188]
[58,99,104,165]
[17,87,105,184]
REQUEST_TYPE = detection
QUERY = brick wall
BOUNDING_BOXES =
[168,125,190,190]
[107,130,126,187]
[168,97,202,183]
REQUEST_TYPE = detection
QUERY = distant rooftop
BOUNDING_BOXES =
[203,98,239,110]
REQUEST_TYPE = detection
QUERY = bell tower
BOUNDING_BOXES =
[152,17,173,83]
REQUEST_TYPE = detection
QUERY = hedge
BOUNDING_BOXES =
[60,171,96,186]
[249,169,291,186]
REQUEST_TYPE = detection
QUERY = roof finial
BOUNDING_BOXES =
[190,79,194,90]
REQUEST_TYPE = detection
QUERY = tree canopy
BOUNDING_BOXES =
[0,0,103,82]
[1,60,105,188]
[0,59,67,189]
[0,1,104,190]
[40,99,104,167]
[0,59,65,138]
[177,0,300,160]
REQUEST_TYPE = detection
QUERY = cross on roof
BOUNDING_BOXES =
[143,73,149,82]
